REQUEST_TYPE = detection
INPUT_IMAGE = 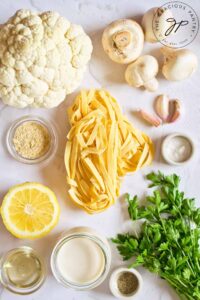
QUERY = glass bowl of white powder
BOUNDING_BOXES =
[161,133,195,165]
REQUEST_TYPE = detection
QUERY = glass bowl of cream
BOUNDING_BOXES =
[50,227,111,290]
[6,115,57,164]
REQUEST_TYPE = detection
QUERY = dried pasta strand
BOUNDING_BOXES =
[65,89,154,214]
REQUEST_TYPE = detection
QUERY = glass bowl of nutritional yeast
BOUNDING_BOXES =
[0,246,46,295]
[6,115,57,164]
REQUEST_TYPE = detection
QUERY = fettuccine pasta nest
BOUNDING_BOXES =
[65,89,154,213]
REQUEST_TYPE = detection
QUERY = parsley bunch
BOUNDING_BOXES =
[112,172,200,300]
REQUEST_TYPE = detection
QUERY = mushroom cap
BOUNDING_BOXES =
[161,48,198,81]
[125,55,159,88]
[102,19,144,64]
[142,7,173,43]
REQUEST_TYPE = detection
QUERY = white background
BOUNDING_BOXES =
[0,0,200,299]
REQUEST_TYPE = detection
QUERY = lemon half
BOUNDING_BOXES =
[1,182,60,239]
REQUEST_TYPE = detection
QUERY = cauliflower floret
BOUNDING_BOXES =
[0,9,93,108]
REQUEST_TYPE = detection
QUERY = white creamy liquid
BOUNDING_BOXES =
[56,237,105,284]
[165,136,192,163]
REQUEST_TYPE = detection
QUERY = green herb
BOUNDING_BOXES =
[112,171,200,300]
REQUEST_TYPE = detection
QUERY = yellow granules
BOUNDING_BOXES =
[13,121,51,159]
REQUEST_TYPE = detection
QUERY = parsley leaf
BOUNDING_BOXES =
[113,171,200,300]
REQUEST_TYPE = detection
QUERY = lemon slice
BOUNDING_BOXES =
[1,182,60,239]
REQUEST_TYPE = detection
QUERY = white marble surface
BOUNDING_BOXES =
[0,0,200,299]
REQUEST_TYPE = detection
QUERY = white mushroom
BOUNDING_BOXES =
[161,48,198,81]
[102,19,144,64]
[125,55,159,92]
[142,7,173,43]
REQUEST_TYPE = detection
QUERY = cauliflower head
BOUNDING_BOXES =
[0,10,93,108]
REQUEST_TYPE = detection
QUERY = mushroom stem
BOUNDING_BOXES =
[113,31,131,50]
[144,78,159,92]
[102,19,144,64]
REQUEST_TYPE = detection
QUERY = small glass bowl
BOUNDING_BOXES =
[6,115,58,164]
[0,246,46,295]
[51,227,111,290]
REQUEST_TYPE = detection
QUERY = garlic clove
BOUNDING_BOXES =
[155,94,169,121]
[139,109,161,127]
[168,99,182,123]
[161,47,198,81]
